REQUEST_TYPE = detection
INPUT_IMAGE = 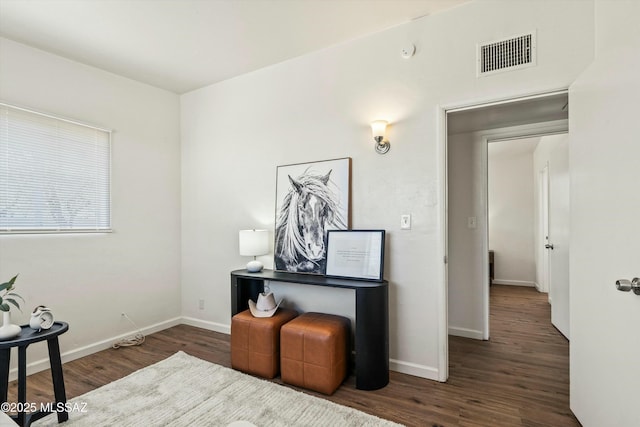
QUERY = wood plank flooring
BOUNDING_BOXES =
[7,285,579,426]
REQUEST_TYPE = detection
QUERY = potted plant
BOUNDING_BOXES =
[0,275,23,340]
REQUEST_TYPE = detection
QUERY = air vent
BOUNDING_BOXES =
[477,31,536,76]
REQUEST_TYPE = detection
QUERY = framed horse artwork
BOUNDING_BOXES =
[274,157,351,274]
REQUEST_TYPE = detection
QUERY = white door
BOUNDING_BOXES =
[548,138,569,339]
[569,27,640,425]
[539,165,550,295]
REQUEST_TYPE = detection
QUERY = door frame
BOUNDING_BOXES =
[539,163,550,295]
[548,136,571,339]
[437,89,569,381]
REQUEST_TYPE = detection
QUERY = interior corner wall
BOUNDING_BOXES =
[488,140,537,287]
[180,0,595,379]
[0,38,182,370]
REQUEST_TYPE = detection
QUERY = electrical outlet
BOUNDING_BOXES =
[198,299,205,310]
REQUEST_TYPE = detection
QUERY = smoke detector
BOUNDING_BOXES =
[401,44,416,59]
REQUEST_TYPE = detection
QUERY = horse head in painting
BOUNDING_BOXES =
[275,169,346,273]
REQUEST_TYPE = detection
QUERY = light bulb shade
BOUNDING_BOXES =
[371,120,388,140]
[239,229,269,256]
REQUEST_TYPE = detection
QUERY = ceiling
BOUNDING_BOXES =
[447,92,569,134]
[488,136,541,157]
[0,0,469,94]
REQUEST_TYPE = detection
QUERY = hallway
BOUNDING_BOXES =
[447,285,578,426]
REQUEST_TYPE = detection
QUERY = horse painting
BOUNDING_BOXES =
[275,167,347,273]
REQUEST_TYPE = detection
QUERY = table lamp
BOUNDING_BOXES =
[239,229,269,272]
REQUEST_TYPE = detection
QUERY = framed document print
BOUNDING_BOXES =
[325,230,385,281]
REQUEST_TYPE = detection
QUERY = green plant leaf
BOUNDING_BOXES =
[5,299,21,312]
[0,304,10,312]
[0,274,18,292]
[5,292,24,302]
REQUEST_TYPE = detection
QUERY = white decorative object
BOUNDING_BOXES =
[0,311,21,340]
[239,229,269,272]
[30,305,55,331]
[248,292,282,318]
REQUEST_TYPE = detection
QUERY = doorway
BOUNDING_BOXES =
[487,136,541,290]
[440,90,569,380]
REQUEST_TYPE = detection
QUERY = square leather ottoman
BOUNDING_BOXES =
[231,308,298,379]
[280,312,350,395]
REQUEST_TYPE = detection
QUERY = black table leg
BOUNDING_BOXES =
[355,285,389,390]
[47,338,67,423]
[17,346,27,426]
[0,348,9,403]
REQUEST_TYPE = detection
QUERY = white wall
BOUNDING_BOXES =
[570,1,640,425]
[488,139,538,286]
[182,0,595,379]
[447,131,485,339]
[0,38,182,371]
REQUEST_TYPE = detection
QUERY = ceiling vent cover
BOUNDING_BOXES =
[477,31,536,77]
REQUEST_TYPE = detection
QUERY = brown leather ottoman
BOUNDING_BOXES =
[231,308,298,379]
[280,312,350,395]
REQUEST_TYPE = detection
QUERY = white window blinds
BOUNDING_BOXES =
[0,103,111,233]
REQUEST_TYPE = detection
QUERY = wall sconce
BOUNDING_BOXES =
[239,229,269,272]
[371,120,390,154]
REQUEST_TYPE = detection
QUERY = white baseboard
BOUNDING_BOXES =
[181,318,444,383]
[11,317,182,381]
[389,358,440,381]
[181,317,230,335]
[492,279,536,287]
[182,318,444,383]
[448,326,483,340]
[533,282,550,293]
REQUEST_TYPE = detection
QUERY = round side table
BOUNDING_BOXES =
[0,321,69,426]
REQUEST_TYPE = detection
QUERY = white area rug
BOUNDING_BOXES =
[34,351,402,426]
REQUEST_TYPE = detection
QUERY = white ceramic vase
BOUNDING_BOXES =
[0,311,21,340]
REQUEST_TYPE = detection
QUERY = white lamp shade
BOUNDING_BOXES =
[371,120,388,139]
[239,229,269,256]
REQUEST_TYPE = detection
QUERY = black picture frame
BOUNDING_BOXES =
[325,230,385,282]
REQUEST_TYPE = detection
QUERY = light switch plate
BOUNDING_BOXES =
[467,216,477,229]
[401,214,411,230]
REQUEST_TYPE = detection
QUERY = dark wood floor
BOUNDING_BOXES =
[9,285,578,426]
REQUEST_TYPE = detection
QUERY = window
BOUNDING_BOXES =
[0,103,111,233]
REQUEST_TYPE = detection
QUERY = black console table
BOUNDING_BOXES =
[231,269,389,390]
[0,321,69,427]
